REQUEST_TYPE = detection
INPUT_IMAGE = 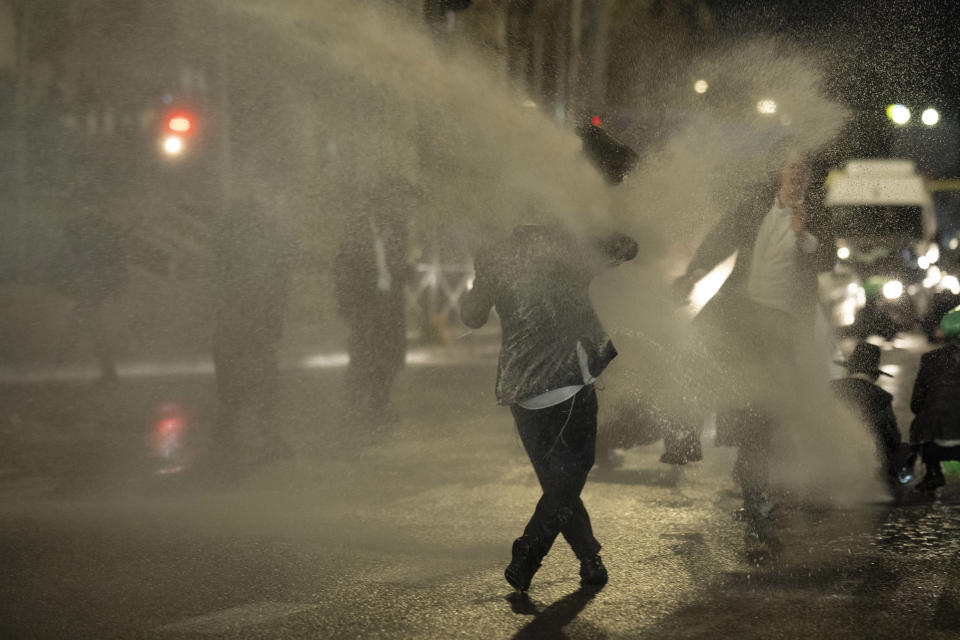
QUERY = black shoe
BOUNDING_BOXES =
[504,535,542,592]
[579,555,608,587]
[916,472,946,493]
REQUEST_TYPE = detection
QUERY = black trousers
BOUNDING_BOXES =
[921,442,960,473]
[511,385,602,561]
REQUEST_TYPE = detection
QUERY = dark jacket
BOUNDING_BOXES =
[830,377,901,455]
[910,342,960,444]
[460,224,637,406]
[214,200,296,345]
[333,210,409,320]
[683,179,832,331]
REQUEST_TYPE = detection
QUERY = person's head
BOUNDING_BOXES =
[777,156,812,207]
[940,306,960,341]
[842,341,891,381]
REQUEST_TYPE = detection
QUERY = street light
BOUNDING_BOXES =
[756,99,777,115]
[886,103,911,125]
[922,108,940,126]
[163,135,184,156]
[694,79,708,94]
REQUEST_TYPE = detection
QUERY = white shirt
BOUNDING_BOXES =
[746,198,818,317]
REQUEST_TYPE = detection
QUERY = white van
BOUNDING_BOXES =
[822,159,938,330]
[825,158,936,243]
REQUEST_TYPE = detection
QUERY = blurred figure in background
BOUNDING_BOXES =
[461,221,637,593]
[49,202,128,381]
[333,182,411,434]
[910,307,960,493]
[211,165,297,475]
[830,341,907,495]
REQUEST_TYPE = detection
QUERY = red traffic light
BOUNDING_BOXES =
[166,113,194,134]
[167,115,192,133]
[590,115,603,127]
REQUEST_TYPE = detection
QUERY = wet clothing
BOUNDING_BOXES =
[460,225,637,406]
[746,199,819,317]
[334,210,409,425]
[909,342,960,446]
[831,376,901,481]
[512,385,602,560]
[682,179,831,526]
[462,223,636,572]
[684,179,832,335]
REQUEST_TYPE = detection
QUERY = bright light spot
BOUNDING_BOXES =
[688,253,737,316]
[521,99,537,108]
[837,246,850,260]
[943,275,960,295]
[846,282,861,294]
[168,116,192,132]
[926,244,940,264]
[918,256,930,269]
[882,279,903,300]
[590,115,603,127]
[163,135,184,155]
[950,237,959,250]
[887,103,911,125]
[694,79,709,94]
[839,297,857,326]
[921,108,940,126]
[923,266,942,288]
[756,99,777,115]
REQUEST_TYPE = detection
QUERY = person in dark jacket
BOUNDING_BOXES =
[910,307,960,493]
[333,192,410,433]
[460,222,638,593]
[830,341,904,492]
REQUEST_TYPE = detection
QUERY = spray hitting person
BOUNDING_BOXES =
[461,220,637,592]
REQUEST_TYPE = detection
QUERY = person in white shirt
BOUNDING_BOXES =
[676,155,831,552]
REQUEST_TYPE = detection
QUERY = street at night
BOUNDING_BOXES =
[4,1,960,638]
[2,335,960,638]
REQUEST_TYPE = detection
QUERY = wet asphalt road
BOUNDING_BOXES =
[2,336,960,639]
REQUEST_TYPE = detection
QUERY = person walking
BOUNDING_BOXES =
[910,307,960,493]
[333,187,411,433]
[460,221,637,592]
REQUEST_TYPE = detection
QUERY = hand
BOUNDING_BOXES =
[790,208,806,235]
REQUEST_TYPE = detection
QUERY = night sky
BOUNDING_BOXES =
[707,0,960,115]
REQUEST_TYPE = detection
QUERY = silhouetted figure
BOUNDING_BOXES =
[333,202,409,433]
[49,209,128,381]
[212,193,296,473]
[830,342,906,494]
[461,222,637,593]
[910,307,960,493]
